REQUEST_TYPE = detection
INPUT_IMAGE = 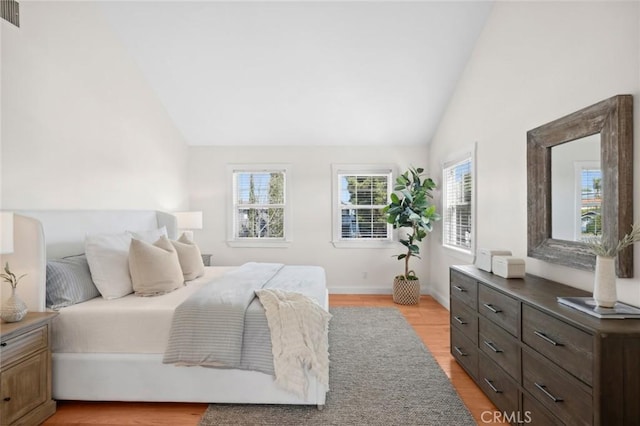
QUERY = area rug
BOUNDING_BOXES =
[199,307,475,425]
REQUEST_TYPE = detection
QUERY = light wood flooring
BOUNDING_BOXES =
[44,295,503,425]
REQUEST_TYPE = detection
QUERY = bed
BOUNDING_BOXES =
[9,210,329,407]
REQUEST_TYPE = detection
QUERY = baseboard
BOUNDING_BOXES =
[328,286,434,296]
[328,287,393,294]
[429,289,449,310]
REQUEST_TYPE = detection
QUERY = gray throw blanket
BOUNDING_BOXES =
[162,262,284,367]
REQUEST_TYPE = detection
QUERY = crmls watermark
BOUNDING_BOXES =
[480,410,532,424]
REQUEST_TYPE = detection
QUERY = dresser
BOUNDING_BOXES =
[1,312,57,426]
[450,265,640,425]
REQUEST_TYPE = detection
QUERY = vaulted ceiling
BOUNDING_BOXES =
[99,1,492,146]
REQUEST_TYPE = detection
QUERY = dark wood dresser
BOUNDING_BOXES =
[450,264,640,425]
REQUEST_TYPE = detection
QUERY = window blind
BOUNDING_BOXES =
[443,157,473,251]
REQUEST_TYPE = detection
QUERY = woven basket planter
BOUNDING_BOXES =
[393,277,420,305]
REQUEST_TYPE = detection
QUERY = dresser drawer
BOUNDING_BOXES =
[0,325,48,367]
[522,304,593,386]
[451,328,478,379]
[478,284,520,337]
[523,348,592,426]
[450,298,478,344]
[450,270,477,309]
[478,352,519,415]
[522,391,564,426]
[479,317,520,381]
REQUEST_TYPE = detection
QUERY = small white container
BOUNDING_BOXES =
[476,249,512,272]
[492,256,526,278]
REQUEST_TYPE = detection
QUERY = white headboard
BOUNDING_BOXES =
[0,210,177,312]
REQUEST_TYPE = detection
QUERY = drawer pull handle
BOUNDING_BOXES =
[453,285,467,293]
[483,340,503,353]
[453,346,468,357]
[483,303,502,314]
[3,397,10,402]
[484,378,502,393]
[534,331,562,346]
[453,316,467,325]
[534,383,563,403]
[0,342,6,347]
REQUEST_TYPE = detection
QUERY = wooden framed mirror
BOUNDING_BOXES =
[527,95,634,277]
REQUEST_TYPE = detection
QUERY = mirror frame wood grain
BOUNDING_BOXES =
[527,95,634,277]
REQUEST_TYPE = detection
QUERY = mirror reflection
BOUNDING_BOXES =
[551,134,601,242]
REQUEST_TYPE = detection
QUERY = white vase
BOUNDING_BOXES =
[593,256,617,308]
[1,287,28,322]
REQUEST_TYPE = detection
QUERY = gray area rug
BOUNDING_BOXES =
[199,307,475,425]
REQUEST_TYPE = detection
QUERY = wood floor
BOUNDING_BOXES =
[44,295,504,425]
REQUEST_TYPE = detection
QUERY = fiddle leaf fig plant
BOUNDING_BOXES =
[383,166,440,280]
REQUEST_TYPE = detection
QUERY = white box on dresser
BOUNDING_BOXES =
[475,249,512,272]
[492,256,525,278]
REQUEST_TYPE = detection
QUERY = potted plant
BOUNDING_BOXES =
[383,166,440,304]
[1,262,28,322]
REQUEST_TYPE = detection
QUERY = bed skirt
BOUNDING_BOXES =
[52,353,327,406]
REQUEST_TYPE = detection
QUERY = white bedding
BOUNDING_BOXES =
[52,267,234,353]
[52,265,328,355]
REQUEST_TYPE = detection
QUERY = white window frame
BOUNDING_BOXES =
[331,164,395,249]
[442,146,476,256]
[227,164,292,248]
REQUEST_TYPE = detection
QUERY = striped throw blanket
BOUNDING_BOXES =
[162,262,284,367]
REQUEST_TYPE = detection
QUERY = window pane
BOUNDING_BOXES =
[236,208,284,238]
[236,172,284,204]
[341,208,387,239]
[340,175,388,206]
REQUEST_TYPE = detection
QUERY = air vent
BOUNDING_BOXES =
[1,0,19,28]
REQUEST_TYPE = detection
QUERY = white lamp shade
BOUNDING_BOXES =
[1,212,14,254]
[174,211,203,230]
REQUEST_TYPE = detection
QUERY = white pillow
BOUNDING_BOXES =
[85,232,133,299]
[171,233,205,281]
[128,226,168,243]
[129,236,184,296]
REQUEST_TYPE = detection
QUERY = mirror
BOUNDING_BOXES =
[551,134,600,242]
[527,95,634,277]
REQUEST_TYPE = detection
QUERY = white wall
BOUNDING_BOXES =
[1,2,188,210]
[188,145,433,293]
[428,2,640,307]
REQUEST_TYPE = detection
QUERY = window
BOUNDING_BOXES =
[577,162,602,240]
[443,154,474,253]
[332,165,393,248]
[228,164,291,247]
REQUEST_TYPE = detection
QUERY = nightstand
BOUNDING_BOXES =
[1,312,58,425]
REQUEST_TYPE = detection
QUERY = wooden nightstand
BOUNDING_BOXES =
[1,312,58,425]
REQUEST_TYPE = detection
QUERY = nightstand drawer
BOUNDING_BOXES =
[478,284,520,337]
[450,298,477,344]
[450,270,477,309]
[0,325,48,367]
[479,317,520,381]
[0,351,48,425]
[523,348,592,426]
[522,304,593,386]
[478,352,519,415]
[451,329,478,379]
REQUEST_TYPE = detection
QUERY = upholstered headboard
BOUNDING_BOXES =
[0,210,177,312]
